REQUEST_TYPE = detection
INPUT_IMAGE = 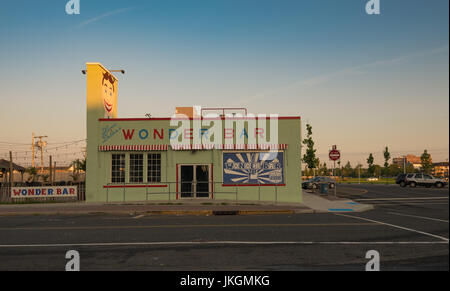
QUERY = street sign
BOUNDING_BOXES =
[329,149,340,161]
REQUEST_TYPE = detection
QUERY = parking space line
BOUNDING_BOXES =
[387,212,449,223]
[0,241,447,248]
[370,202,449,206]
[355,197,449,201]
[334,213,449,242]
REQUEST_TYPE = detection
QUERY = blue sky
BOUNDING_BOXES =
[0,0,448,166]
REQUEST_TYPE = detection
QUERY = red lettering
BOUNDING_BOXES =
[122,129,135,140]
[224,128,234,139]
[28,189,35,195]
[184,129,193,140]
[13,189,21,196]
[57,188,62,195]
[154,129,164,140]
[42,189,46,195]
[69,188,75,195]
[255,128,264,138]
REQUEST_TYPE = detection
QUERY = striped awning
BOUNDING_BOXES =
[170,144,288,151]
[99,145,169,151]
[99,144,288,151]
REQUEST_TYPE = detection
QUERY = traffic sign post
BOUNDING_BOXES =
[329,147,341,197]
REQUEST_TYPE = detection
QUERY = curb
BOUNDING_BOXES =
[0,209,313,217]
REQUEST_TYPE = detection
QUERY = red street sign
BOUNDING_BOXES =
[329,149,341,161]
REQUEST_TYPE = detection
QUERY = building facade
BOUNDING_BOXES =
[393,154,432,170]
[85,63,302,203]
[431,162,449,178]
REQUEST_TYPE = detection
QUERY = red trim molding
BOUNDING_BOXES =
[176,164,179,200]
[103,184,167,188]
[99,116,301,122]
[222,184,286,187]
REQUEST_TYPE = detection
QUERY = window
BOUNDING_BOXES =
[424,175,433,179]
[111,154,125,183]
[148,153,161,183]
[414,174,423,179]
[129,153,144,183]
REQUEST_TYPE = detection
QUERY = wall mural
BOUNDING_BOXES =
[223,152,284,185]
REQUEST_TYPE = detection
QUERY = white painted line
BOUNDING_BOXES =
[388,212,449,223]
[132,214,145,219]
[335,213,449,242]
[375,203,449,207]
[355,197,449,201]
[0,241,447,248]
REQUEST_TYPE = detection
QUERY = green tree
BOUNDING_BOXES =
[383,147,390,168]
[343,161,353,177]
[337,160,342,177]
[25,167,39,182]
[388,164,402,176]
[383,146,391,175]
[320,162,328,176]
[302,124,319,176]
[367,153,375,176]
[41,174,50,184]
[70,158,86,183]
[420,149,432,174]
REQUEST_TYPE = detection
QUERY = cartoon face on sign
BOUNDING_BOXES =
[101,72,115,117]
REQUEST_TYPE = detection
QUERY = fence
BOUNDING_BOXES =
[0,182,86,203]
[105,181,282,204]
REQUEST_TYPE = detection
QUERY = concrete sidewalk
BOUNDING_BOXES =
[0,193,373,216]
[302,193,373,212]
[0,201,312,216]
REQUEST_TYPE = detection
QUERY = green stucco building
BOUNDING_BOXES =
[85,63,302,203]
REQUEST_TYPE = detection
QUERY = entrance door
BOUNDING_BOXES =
[179,165,210,198]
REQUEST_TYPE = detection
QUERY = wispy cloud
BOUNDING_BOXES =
[243,45,449,103]
[76,7,136,28]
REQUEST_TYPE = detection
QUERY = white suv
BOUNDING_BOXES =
[403,173,447,188]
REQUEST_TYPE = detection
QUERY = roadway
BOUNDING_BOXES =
[0,184,448,271]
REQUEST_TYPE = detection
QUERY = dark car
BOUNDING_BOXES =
[302,176,336,190]
[395,173,407,186]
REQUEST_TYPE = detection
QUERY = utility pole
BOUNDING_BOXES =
[31,133,35,168]
[33,135,48,172]
[49,155,53,185]
[403,156,406,174]
[9,151,13,185]
[54,161,57,184]
[358,163,361,184]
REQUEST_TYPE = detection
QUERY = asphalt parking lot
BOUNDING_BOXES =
[0,184,447,271]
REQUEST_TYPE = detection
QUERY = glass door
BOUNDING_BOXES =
[179,165,210,199]
[180,165,194,198]
[195,165,210,198]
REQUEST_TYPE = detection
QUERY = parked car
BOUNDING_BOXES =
[302,176,336,190]
[396,173,447,188]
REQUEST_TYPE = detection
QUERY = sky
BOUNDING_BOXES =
[0,0,448,167]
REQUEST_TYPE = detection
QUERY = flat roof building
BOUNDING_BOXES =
[85,63,302,203]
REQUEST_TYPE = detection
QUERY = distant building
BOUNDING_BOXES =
[392,154,432,170]
[431,162,449,178]
[0,159,26,182]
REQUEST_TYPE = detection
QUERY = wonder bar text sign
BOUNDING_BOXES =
[223,152,284,185]
[11,186,77,199]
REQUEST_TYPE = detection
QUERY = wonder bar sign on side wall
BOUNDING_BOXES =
[11,186,77,199]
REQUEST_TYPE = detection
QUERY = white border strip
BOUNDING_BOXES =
[388,212,449,223]
[335,213,449,242]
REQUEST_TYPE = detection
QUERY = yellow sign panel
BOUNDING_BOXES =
[86,63,118,119]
